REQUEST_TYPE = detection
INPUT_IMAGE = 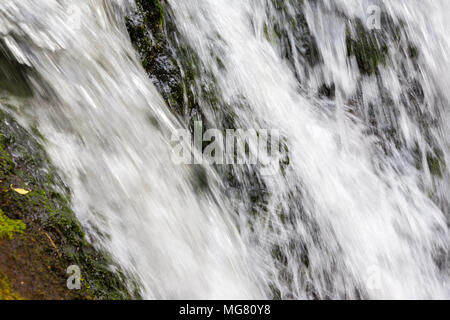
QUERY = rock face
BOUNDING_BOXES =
[125,0,448,300]
[0,109,132,300]
[1,0,444,300]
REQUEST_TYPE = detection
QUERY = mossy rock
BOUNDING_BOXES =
[0,208,25,240]
[0,272,24,300]
[0,108,134,299]
[0,39,33,98]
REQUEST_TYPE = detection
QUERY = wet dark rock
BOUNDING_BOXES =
[0,109,134,300]
[0,40,33,98]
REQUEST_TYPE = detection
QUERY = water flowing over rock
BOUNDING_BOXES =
[0,0,449,299]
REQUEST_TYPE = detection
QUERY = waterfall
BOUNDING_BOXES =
[0,0,263,299]
[0,0,448,299]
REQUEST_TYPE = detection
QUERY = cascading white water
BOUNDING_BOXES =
[0,0,264,299]
[167,0,450,299]
[0,0,448,299]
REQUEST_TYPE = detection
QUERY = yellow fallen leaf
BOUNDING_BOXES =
[10,184,31,195]
[44,232,61,258]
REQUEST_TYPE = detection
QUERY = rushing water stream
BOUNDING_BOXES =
[0,0,449,299]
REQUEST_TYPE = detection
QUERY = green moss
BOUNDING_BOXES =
[427,153,445,178]
[0,273,24,300]
[346,20,389,75]
[0,208,26,240]
[0,133,14,175]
